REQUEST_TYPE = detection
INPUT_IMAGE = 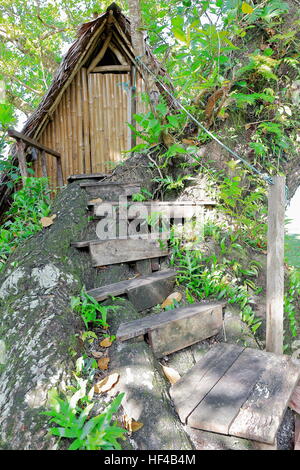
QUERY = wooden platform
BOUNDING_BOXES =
[117,302,224,357]
[87,269,176,311]
[170,343,300,444]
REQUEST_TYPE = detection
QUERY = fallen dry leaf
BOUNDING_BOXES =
[89,198,103,205]
[100,337,112,348]
[161,365,181,385]
[98,357,110,370]
[123,414,144,433]
[94,373,119,394]
[91,351,103,359]
[161,292,182,308]
[41,214,57,228]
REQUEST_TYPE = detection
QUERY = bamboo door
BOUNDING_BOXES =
[88,72,130,173]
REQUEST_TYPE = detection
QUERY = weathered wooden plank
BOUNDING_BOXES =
[126,271,175,312]
[8,128,61,158]
[149,305,223,358]
[15,139,28,183]
[295,414,300,450]
[187,347,266,435]
[92,65,131,72]
[93,200,217,215]
[89,238,169,267]
[117,302,224,343]
[135,259,152,275]
[229,352,300,444]
[68,173,109,182]
[71,232,171,249]
[87,269,175,302]
[80,182,141,199]
[170,343,244,424]
[266,176,285,355]
[56,156,64,188]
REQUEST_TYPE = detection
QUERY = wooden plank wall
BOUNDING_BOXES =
[35,69,147,187]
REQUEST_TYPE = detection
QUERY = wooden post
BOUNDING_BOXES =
[266,176,285,355]
[16,139,28,184]
[56,156,64,188]
[40,150,48,179]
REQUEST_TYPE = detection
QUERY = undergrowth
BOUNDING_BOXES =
[42,370,125,450]
[0,177,51,272]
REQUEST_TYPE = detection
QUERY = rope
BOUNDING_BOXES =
[135,56,274,186]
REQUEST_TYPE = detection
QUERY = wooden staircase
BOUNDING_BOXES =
[71,176,300,448]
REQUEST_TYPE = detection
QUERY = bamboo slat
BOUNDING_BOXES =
[59,93,66,183]
[71,80,78,174]
[81,68,91,173]
[76,72,84,175]
[66,85,72,178]
[93,74,99,173]
[88,73,95,173]
[103,74,109,172]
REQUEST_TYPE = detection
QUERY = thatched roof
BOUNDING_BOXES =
[21,3,174,140]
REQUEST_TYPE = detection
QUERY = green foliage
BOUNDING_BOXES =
[284,268,300,338]
[71,288,116,330]
[0,177,51,271]
[132,188,153,202]
[42,378,126,450]
[218,162,267,249]
[170,228,262,334]
[153,174,192,192]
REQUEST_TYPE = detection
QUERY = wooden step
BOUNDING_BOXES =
[80,181,141,199]
[92,200,217,218]
[87,269,176,311]
[71,232,170,249]
[116,301,224,357]
[68,173,109,183]
[89,237,169,267]
[170,343,300,445]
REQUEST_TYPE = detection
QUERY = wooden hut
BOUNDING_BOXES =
[0,3,174,216]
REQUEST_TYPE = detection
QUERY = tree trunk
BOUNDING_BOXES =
[127,0,145,58]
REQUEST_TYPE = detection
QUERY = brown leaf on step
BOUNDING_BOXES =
[91,351,103,359]
[123,414,144,433]
[41,214,56,227]
[94,373,119,394]
[89,198,103,205]
[100,337,112,348]
[98,357,110,370]
[161,292,182,308]
[161,365,181,385]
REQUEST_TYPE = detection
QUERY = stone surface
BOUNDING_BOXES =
[108,340,193,450]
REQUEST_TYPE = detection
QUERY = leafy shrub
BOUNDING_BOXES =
[0,177,51,271]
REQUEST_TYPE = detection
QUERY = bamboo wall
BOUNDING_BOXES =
[35,68,144,185]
